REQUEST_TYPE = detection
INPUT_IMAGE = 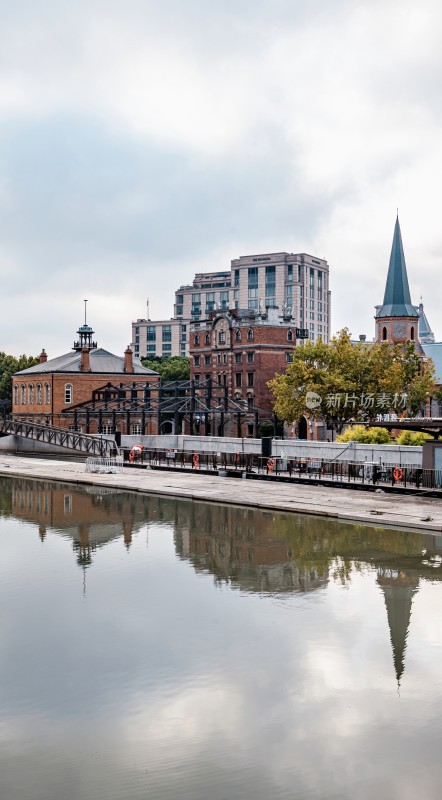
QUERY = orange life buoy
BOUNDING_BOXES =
[193,453,200,469]
[393,467,403,481]
[267,458,275,471]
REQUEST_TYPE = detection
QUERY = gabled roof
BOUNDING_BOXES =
[422,342,442,384]
[376,217,418,319]
[14,348,158,376]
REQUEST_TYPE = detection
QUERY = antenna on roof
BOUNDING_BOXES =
[147,297,150,321]
[84,299,88,325]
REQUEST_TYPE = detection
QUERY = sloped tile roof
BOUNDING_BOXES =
[15,348,158,376]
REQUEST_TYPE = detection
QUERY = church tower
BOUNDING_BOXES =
[375,217,421,350]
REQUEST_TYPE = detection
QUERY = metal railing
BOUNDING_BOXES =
[85,457,123,474]
[0,417,115,457]
[121,447,442,491]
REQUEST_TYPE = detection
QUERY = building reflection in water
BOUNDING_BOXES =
[2,476,442,685]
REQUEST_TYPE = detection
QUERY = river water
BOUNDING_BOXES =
[0,476,441,800]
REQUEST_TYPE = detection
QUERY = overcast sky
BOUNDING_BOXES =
[1,0,441,357]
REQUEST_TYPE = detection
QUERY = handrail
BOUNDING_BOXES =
[0,417,115,457]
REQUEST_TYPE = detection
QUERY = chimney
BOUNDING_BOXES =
[80,346,91,373]
[39,349,48,364]
[124,345,134,373]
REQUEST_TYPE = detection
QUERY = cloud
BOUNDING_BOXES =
[0,0,441,355]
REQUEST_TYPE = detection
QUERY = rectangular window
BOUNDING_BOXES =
[287,265,293,282]
[162,325,172,342]
[206,292,215,312]
[147,344,156,352]
[220,291,229,309]
[194,355,200,366]
[64,385,73,404]
[298,264,302,282]
[247,352,254,363]
[286,353,293,363]
[265,265,276,306]
[219,331,225,344]
[247,372,254,387]
[234,269,240,287]
[135,326,139,334]
[248,267,258,289]
[162,343,172,352]
[205,355,211,365]
[176,305,183,316]
[235,353,242,364]
[235,373,242,388]
[191,293,201,316]
[135,335,139,343]
[147,325,156,342]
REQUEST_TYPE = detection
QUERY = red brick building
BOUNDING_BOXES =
[189,308,296,435]
[12,322,158,433]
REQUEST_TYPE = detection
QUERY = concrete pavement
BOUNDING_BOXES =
[0,453,441,533]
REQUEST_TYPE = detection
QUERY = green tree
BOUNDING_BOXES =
[141,356,190,381]
[337,425,392,444]
[0,352,39,411]
[396,430,434,446]
[268,329,435,434]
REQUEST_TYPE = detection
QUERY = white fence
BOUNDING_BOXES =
[85,456,123,474]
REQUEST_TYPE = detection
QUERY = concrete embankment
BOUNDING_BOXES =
[0,453,441,533]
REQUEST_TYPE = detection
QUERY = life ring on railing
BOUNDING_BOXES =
[267,458,275,472]
[193,453,200,469]
[393,467,403,482]
[235,453,241,463]
[129,445,143,463]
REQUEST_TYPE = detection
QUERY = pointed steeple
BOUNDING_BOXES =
[376,217,418,319]
[378,569,419,687]
[418,300,435,344]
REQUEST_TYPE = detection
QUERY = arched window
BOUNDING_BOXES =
[28,384,34,405]
[247,328,254,341]
[235,330,241,342]
[21,385,26,404]
[37,383,42,404]
[205,333,210,345]
[194,334,200,346]
[287,329,293,342]
[64,384,73,404]
[410,326,415,341]
[45,383,50,404]
[382,326,387,341]
[13,385,18,405]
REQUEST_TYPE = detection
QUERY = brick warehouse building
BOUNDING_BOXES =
[189,307,301,437]
[12,321,159,433]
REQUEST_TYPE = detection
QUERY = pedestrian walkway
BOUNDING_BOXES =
[0,454,441,532]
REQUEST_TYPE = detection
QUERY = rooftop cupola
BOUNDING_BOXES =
[73,300,97,351]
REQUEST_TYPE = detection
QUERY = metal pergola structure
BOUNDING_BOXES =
[62,378,278,437]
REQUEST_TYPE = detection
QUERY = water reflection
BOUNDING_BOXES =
[1,476,442,799]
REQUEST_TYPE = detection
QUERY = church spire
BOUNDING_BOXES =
[376,216,418,319]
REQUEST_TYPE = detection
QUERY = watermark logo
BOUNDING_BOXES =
[306,391,322,409]
[302,391,408,411]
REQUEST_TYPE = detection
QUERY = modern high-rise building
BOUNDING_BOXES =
[131,251,331,359]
